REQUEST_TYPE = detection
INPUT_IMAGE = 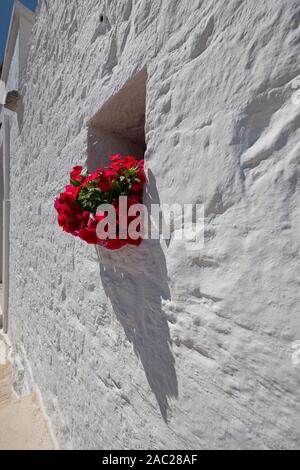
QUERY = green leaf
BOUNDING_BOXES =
[112,181,121,194]
[71,179,82,187]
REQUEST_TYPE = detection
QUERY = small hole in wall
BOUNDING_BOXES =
[87,68,147,172]
[100,14,104,22]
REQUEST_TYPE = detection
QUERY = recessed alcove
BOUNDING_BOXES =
[87,68,147,172]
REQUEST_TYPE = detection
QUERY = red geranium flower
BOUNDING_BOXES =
[55,155,145,249]
[70,165,84,185]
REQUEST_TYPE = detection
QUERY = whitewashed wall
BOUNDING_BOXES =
[8,0,300,449]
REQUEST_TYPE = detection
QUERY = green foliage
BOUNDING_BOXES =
[77,182,107,213]
[77,167,142,214]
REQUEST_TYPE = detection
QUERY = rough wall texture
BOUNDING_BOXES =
[8,0,300,449]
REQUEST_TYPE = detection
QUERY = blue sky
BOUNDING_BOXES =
[0,0,37,65]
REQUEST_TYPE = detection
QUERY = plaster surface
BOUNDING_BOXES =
[6,0,300,449]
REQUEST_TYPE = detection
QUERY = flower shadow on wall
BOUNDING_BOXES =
[95,170,178,422]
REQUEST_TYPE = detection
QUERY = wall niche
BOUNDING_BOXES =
[87,68,147,171]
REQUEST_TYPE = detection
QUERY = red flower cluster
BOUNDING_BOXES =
[54,155,145,250]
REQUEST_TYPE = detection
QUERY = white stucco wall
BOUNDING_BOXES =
[8,0,300,450]
[6,33,19,92]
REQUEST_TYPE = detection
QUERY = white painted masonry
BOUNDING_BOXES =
[4,0,300,450]
[0,1,35,329]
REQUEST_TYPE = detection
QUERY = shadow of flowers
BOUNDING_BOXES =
[95,170,178,421]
